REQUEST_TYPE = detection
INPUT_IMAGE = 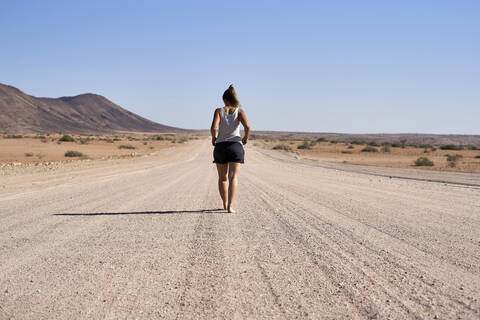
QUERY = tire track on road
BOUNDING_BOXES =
[244,169,479,319]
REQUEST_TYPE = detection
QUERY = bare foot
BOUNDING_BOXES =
[223,203,227,210]
[227,207,236,213]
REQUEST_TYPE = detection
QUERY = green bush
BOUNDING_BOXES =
[273,144,292,151]
[350,140,365,145]
[414,157,434,166]
[347,145,354,149]
[361,146,378,153]
[418,144,432,149]
[440,144,463,150]
[316,137,326,142]
[155,136,164,141]
[4,135,23,139]
[381,144,391,153]
[64,150,84,157]
[24,152,34,157]
[341,151,352,154]
[59,134,75,142]
[475,155,480,159]
[118,145,135,149]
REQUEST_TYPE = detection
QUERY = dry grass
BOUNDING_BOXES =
[259,139,480,173]
[0,134,198,165]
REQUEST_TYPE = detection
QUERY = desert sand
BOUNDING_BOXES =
[0,134,193,165]
[0,139,479,319]
[259,139,480,173]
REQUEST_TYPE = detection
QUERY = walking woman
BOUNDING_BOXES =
[210,85,250,213]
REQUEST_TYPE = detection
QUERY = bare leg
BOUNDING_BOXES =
[227,162,240,213]
[216,163,228,210]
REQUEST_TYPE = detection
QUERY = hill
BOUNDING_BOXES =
[0,83,185,134]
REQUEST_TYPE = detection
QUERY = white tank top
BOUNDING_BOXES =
[216,107,242,144]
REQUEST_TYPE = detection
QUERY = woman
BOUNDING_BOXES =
[210,85,250,213]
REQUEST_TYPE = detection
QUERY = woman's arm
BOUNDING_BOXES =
[238,109,251,145]
[210,108,220,146]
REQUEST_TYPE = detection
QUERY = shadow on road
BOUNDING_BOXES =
[54,208,224,216]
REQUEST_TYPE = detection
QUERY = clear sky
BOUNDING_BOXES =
[1,1,479,134]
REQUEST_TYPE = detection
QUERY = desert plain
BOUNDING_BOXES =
[0,135,479,319]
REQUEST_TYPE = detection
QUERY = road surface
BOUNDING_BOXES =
[1,140,479,319]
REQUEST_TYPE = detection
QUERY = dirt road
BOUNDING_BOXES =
[1,140,479,319]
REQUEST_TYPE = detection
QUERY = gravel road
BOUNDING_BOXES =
[1,140,479,319]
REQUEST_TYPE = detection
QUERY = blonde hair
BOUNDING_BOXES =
[222,85,240,107]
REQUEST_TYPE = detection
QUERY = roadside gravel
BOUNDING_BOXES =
[1,140,478,319]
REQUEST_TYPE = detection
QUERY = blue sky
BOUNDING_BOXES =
[1,1,479,133]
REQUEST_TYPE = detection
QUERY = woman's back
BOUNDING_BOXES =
[210,84,250,213]
[216,106,241,144]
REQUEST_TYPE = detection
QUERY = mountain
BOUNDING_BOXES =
[0,83,185,134]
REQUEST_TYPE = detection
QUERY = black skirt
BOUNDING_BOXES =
[213,141,245,164]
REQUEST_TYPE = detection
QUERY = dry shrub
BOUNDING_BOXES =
[273,144,292,151]
[361,146,378,153]
[118,145,135,149]
[414,157,434,166]
[64,150,84,157]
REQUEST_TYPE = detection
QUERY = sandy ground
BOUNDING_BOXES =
[258,139,480,173]
[1,139,479,319]
[0,134,193,165]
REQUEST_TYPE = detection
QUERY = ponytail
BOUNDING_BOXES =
[222,84,240,107]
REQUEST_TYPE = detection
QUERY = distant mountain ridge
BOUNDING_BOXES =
[0,83,185,134]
